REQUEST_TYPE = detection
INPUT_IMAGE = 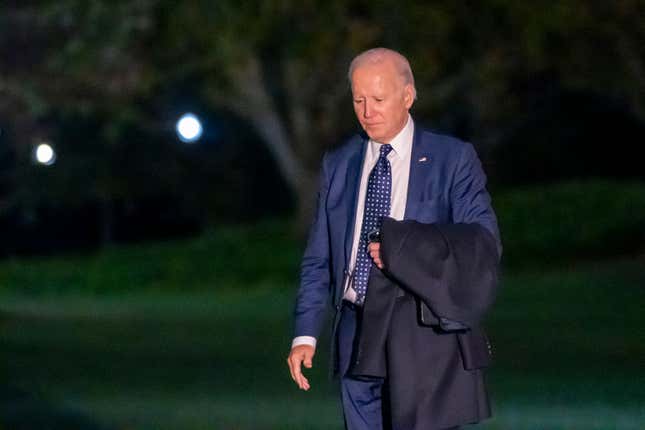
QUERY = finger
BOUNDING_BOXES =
[301,350,314,390]
[292,358,305,388]
[287,356,297,382]
[300,373,310,391]
[288,353,304,388]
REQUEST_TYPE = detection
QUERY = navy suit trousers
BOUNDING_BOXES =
[337,301,462,430]
[338,301,384,430]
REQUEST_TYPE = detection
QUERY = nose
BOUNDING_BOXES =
[362,100,372,118]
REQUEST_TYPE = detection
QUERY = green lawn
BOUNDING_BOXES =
[2,256,644,429]
[2,180,645,429]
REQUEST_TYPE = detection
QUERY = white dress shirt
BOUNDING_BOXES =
[292,115,415,349]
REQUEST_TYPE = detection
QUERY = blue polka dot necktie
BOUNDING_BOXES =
[354,144,393,305]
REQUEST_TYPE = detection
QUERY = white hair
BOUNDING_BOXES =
[348,47,417,99]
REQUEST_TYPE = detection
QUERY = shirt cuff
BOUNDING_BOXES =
[291,336,317,349]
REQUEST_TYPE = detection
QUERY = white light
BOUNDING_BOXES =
[176,113,203,143]
[35,142,56,165]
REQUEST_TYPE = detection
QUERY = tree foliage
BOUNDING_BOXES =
[2,0,645,234]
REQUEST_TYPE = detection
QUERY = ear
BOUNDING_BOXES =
[403,84,415,109]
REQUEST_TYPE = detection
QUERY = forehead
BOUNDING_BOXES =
[351,61,403,92]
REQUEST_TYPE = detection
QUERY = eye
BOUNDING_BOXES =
[375,98,384,102]
[353,99,363,104]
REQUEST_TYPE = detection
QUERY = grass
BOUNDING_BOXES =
[2,256,644,429]
[1,289,340,429]
[1,180,645,429]
[482,258,645,429]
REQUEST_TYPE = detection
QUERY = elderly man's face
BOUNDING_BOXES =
[351,61,414,143]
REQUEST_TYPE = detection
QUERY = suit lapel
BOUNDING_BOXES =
[343,137,368,266]
[404,126,431,220]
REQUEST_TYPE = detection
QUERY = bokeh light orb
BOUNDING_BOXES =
[176,113,203,143]
[35,142,56,166]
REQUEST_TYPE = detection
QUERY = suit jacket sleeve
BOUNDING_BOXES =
[293,153,332,339]
[451,143,502,258]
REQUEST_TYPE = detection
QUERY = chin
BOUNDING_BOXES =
[363,128,385,142]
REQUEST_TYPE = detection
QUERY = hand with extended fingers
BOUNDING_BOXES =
[287,344,315,391]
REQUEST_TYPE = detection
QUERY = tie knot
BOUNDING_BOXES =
[379,144,393,158]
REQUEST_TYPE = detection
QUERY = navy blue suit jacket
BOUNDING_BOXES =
[293,123,501,343]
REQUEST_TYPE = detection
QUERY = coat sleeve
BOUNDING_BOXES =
[450,143,502,258]
[293,154,332,339]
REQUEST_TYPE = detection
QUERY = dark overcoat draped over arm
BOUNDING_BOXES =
[383,218,499,327]
[350,218,499,429]
[351,217,499,379]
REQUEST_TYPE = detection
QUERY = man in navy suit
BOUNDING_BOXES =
[287,48,501,430]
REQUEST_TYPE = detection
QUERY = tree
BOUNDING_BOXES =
[2,0,645,236]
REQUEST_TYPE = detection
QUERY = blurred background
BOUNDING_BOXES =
[1,1,644,429]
